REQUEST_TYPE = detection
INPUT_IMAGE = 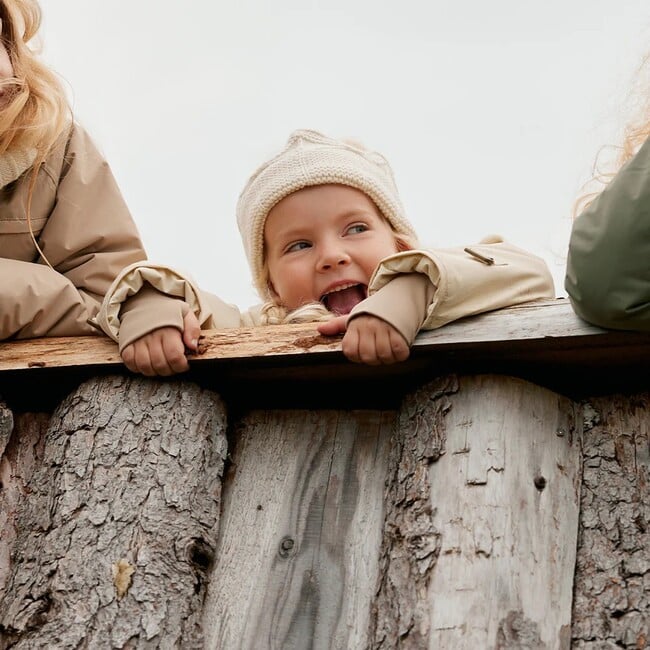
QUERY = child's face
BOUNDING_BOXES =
[0,21,13,100]
[264,184,400,315]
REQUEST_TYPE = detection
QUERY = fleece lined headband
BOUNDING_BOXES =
[236,129,418,296]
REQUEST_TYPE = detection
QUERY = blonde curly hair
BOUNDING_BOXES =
[573,53,650,219]
[0,0,72,267]
[0,0,70,158]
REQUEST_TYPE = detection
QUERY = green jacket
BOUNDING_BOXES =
[566,137,650,330]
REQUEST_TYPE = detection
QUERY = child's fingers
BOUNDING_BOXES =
[342,318,410,365]
[133,337,171,376]
[121,339,161,376]
[342,317,383,364]
[369,327,409,364]
[160,334,189,375]
[121,328,189,376]
[121,343,138,374]
[317,315,348,336]
[387,328,410,363]
[148,328,188,375]
[355,326,394,365]
[341,325,363,363]
[182,311,201,351]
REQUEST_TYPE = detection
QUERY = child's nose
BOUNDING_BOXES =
[318,243,351,270]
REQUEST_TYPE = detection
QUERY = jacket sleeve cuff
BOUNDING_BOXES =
[348,273,437,345]
[93,261,206,342]
[117,286,187,353]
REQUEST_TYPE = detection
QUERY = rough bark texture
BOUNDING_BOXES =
[572,393,650,649]
[0,375,227,649]
[0,409,50,603]
[369,375,457,648]
[1,366,649,649]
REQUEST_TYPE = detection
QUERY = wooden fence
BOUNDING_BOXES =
[0,297,647,649]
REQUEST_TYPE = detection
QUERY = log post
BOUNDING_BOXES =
[0,375,228,649]
[571,393,650,648]
[370,374,582,650]
[0,407,50,604]
[203,409,396,648]
[202,374,582,650]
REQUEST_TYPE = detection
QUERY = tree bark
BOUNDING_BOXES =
[0,408,50,603]
[0,375,228,649]
[2,371,647,649]
[370,374,582,650]
[571,393,650,649]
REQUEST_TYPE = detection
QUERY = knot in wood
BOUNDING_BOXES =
[533,475,547,491]
[186,537,215,571]
[278,536,295,559]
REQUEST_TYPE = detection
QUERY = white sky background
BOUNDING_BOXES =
[38,0,650,308]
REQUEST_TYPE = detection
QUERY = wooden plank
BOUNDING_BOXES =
[203,409,395,649]
[1,298,649,374]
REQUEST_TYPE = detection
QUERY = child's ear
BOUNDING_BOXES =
[395,236,413,252]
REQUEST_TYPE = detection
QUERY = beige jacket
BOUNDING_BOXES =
[0,123,151,339]
[96,237,555,352]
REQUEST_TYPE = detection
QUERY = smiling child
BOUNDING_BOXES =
[95,129,555,375]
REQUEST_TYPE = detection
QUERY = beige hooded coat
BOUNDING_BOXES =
[0,123,149,339]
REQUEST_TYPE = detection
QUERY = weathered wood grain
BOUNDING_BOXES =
[1,299,648,374]
[0,376,228,649]
[0,294,648,650]
[203,409,395,650]
[572,393,649,649]
[370,374,581,649]
[369,375,457,649]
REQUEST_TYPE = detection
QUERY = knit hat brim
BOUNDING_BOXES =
[236,129,418,296]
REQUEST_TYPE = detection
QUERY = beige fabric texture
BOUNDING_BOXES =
[113,286,188,354]
[96,237,555,347]
[95,260,257,347]
[348,273,436,345]
[236,129,419,295]
[0,123,148,340]
[369,238,555,329]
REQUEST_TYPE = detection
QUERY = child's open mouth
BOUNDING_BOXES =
[320,283,367,315]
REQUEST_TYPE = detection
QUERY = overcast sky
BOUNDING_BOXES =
[38,0,650,308]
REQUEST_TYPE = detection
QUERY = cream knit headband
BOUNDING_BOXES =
[236,129,418,296]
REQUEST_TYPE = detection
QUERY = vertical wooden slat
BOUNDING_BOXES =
[428,375,580,649]
[370,374,581,649]
[204,409,395,650]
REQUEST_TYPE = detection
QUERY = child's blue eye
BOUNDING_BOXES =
[348,224,368,235]
[286,241,311,253]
